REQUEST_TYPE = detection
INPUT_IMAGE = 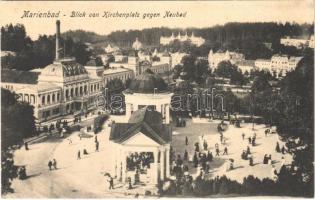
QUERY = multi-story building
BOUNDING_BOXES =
[0,21,106,122]
[103,67,135,86]
[255,59,272,71]
[160,32,205,47]
[235,60,255,74]
[280,35,314,49]
[109,50,171,76]
[254,55,303,76]
[270,54,303,75]
[208,49,245,69]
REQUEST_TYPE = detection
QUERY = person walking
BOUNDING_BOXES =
[185,136,188,145]
[108,175,114,190]
[24,142,29,151]
[215,147,220,156]
[184,150,188,161]
[52,159,57,170]
[48,160,53,170]
[77,150,81,160]
[96,141,99,152]
[223,147,228,155]
[248,137,252,144]
[203,140,208,151]
[242,133,245,140]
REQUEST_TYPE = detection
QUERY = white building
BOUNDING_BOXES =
[208,49,245,69]
[255,59,272,72]
[110,50,171,76]
[109,70,173,185]
[280,35,314,49]
[132,37,142,50]
[235,60,256,74]
[254,55,303,76]
[160,32,205,47]
[270,54,303,75]
[109,107,171,185]
[1,21,105,122]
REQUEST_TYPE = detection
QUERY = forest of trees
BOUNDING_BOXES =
[1,24,92,70]
[1,22,313,71]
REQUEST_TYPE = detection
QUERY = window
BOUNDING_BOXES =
[57,93,60,101]
[66,90,69,99]
[80,86,83,95]
[52,94,55,103]
[70,88,74,97]
[84,85,87,94]
[42,96,45,105]
[91,85,93,92]
[52,108,60,115]
[75,88,78,96]
[47,95,50,104]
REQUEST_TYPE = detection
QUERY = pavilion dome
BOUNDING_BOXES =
[127,69,168,94]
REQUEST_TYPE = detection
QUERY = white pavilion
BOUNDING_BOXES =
[109,69,173,185]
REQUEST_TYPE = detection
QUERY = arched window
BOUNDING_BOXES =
[42,96,45,105]
[80,86,83,95]
[52,94,55,102]
[47,95,50,104]
[75,88,78,96]
[57,93,60,101]
[91,85,93,92]
[84,85,87,94]
[66,90,69,99]
[94,85,96,91]
[70,88,74,97]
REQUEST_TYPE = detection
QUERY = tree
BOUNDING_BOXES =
[72,42,91,65]
[105,78,125,94]
[1,89,36,194]
[215,61,237,78]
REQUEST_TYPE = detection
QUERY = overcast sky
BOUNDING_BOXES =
[0,1,314,40]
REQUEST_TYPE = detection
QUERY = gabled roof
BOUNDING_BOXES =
[110,108,171,145]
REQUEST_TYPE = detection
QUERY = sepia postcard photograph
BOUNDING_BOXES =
[0,0,314,198]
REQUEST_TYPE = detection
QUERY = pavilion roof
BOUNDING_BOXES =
[109,108,171,145]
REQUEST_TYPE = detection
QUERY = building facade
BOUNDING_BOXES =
[160,32,205,47]
[280,35,314,49]
[208,50,245,69]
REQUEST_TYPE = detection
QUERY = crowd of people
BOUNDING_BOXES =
[126,152,154,172]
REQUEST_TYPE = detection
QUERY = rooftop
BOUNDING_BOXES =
[126,69,168,94]
[110,107,171,145]
[103,67,133,75]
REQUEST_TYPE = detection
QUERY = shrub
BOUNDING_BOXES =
[93,114,109,133]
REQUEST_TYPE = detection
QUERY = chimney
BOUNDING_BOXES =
[55,20,60,60]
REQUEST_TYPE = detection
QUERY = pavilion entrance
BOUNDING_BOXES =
[126,151,156,185]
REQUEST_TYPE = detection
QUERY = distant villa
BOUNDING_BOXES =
[160,32,205,47]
